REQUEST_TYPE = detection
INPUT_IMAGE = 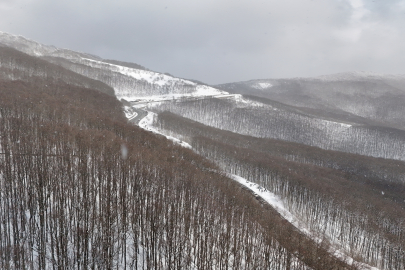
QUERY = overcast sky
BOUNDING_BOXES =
[1,0,405,84]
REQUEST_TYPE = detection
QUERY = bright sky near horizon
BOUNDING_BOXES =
[1,0,404,84]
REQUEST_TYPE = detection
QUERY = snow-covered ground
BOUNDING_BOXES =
[131,93,239,109]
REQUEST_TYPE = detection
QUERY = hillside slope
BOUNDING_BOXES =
[0,46,114,95]
[0,32,354,269]
[0,31,226,101]
[216,72,405,130]
[148,110,405,269]
[3,31,404,269]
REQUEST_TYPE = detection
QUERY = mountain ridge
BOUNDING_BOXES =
[2,30,405,269]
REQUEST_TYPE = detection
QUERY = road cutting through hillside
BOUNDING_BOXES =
[127,94,238,127]
[128,108,148,125]
[127,98,379,270]
[129,93,239,108]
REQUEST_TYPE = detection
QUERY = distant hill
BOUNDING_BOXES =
[216,72,405,130]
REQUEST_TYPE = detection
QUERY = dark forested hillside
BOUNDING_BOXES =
[148,96,405,161]
[2,32,405,269]
[152,111,405,269]
[0,46,114,96]
[0,64,352,268]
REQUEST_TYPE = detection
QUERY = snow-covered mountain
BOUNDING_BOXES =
[216,72,405,130]
[0,31,227,101]
[47,56,228,101]
[3,31,405,161]
[0,31,100,60]
[2,31,405,269]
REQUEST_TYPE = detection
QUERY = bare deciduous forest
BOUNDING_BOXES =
[148,97,405,161]
[0,57,352,269]
[152,111,405,269]
[1,32,405,269]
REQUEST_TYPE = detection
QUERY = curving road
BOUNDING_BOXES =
[128,108,148,125]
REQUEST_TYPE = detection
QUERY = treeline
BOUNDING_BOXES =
[148,97,405,160]
[155,111,405,187]
[153,111,405,269]
[0,46,114,96]
[0,78,354,269]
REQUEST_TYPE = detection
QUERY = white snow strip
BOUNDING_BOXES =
[128,91,231,103]
[138,111,192,149]
[194,85,227,96]
[234,95,268,107]
[227,173,379,270]
[227,174,312,235]
[322,119,353,128]
[80,57,193,86]
[78,57,232,102]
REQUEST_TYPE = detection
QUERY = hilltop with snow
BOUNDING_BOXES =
[0,31,227,102]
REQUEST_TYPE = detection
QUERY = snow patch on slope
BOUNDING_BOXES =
[78,58,227,100]
[81,58,193,87]
[252,82,273,89]
[234,94,268,107]
[124,106,137,120]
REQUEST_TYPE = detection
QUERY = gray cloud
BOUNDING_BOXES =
[1,0,405,84]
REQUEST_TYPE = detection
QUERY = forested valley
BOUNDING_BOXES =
[148,97,405,161]
[152,111,405,269]
[0,43,355,269]
[1,32,405,269]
